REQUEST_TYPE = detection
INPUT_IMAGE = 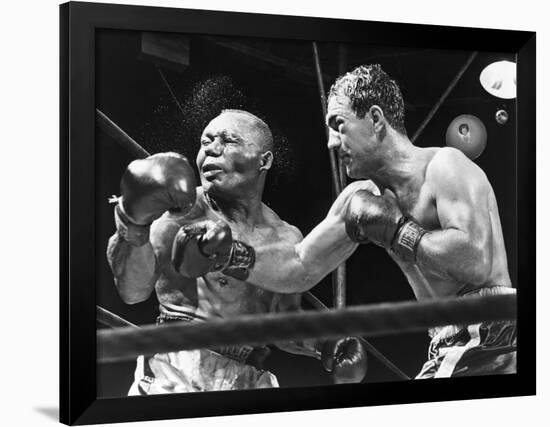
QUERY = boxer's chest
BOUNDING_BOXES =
[398,184,439,231]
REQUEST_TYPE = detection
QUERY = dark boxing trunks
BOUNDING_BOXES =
[416,286,516,379]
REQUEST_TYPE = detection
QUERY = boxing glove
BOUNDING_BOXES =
[172,219,255,280]
[120,152,197,225]
[344,189,426,261]
[321,337,368,384]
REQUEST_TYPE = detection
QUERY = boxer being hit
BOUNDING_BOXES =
[107,109,367,394]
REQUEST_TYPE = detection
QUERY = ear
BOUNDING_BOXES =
[369,105,385,133]
[260,151,273,171]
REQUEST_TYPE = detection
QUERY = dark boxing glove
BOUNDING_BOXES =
[321,337,368,384]
[344,189,427,262]
[171,219,255,280]
[120,152,197,224]
[115,153,197,246]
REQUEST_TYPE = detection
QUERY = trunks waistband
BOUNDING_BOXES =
[155,313,271,367]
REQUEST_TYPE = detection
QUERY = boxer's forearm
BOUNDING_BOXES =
[246,241,317,293]
[296,216,358,281]
[416,228,491,285]
[106,232,158,304]
[247,216,357,293]
[275,339,322,359]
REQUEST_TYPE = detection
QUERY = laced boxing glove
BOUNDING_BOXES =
[321,337,368,384]
[171,219,255,281]
[344,189,427,262]
[114,153,197,246]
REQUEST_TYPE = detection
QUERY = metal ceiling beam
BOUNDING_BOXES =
[204,37,334,85]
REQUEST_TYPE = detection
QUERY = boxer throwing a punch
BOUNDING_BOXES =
[106,109,367,394]
[242,65,516,378]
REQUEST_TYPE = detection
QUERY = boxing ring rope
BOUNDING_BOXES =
[97,296,409,379]
[411,51,478,142]
[96,109,149,158]
[97,306,139,329]
[96,107,408,378]
[98,293,516,363]
[303,292,409,379]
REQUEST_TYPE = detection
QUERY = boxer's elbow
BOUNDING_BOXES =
[120,294,148,305]
[294,274,319,293]
[114,277,153,305]
[281,267,317,293]
[429,233,491,285]
[468,249,492,285]
[458,241,492,285]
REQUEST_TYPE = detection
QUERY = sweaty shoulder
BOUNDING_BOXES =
[425,147,487,189]
[261,203,303,244]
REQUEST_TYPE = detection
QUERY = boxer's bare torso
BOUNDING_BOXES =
[150,188,303,319]
[385,146,511,298]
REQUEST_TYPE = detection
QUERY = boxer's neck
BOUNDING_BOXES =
[205,190,264,226]
[368,134,425,195]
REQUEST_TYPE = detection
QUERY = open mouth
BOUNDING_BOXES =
[202,163,224,179]
[202,163,223,173]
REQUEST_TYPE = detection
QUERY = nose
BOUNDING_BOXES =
[204,138,224,157]
[327,131,341,150]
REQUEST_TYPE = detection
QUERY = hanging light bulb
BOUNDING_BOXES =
[479,60,516,99]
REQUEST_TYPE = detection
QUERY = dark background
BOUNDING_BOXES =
[95,30,517,396]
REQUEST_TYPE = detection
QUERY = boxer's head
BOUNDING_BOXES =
[326,64,407,178]
[197,109,274,199]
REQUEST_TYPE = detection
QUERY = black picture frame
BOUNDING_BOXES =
[60,1,536,425]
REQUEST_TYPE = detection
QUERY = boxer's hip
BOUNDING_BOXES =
[417,286,516,379]
[127,310,277,395]
[155,311,272,368]
[428,285,516,341]
[129,348,278,395]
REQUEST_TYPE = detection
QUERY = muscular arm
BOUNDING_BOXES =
[247,181,379,293]
[107,187,206,304]
[416,148,493,285]
[106,213,195,304]
[106,232,158,304]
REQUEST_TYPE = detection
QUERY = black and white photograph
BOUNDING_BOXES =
[56,1,537,425]
[96,30,519,396]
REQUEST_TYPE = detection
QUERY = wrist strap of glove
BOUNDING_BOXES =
[219,240,256,281]
[114,203,151,247]
[179,224,256,280]
[391,218,426,262]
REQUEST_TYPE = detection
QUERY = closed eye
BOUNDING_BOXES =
[222,136,239,144]
[220,131,242,145]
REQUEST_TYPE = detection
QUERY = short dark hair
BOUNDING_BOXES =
[221,109,274,152]
[328,64,407,135]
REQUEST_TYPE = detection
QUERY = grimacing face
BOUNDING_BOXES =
[326,96,375,179]
[196,112,267,197]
